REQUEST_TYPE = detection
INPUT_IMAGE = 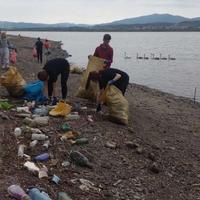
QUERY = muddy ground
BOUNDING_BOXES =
[0,35,200,200]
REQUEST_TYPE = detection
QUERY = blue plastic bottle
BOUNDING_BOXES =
[34,153,49,161]
[27,188,52,200]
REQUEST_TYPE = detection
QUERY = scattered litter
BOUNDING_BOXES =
[39,165,48,179]
[31,133,48,141]
[62,161,70,167]
[43,140,50,149]
[18,144,26,157]
[0,101,13,110]
[70,151,92,168]
[8,185,31,200]
[60,123,71,132]
[34,153,50,162]
[30,140,38,148]
[28,187,52,200]
[87,115,93,122]
[14,127,22,137]
[79,179,100,192]
[16,106,30,113]
[60,131,80,141]
[65,114,80,121]
[24,161,40,174]
[70,138,89,145]
[57,192,72,200]
[52,174,61,185]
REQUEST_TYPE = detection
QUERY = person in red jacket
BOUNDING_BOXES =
[93,34,113,69]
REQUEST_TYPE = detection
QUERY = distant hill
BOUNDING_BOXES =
[0,21,89,29]
[1,13,200,31]
[102,14,189,26]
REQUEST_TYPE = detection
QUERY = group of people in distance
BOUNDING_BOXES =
[37,33,129,111]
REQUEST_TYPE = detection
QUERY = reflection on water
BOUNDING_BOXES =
[8,31,200,100]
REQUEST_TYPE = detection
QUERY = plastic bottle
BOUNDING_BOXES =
[7,185,31,200]
[34,107,49,116]
[60,123,71,132]
[31,133,48,141]
[34,153,50,162]
[69,151,92,168]
[30,140,38,147]
[65,114,80,120]
[18,145,26,157]
[27,187,52,200]
[74,138,89,145]
[14,127,22,137]
[57,192,72,200]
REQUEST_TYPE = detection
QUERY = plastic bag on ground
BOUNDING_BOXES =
[0,66,26,97]
[76,56,105,101]
[100,85,129,125]
[49,100,71,117]
[23,80,45,102]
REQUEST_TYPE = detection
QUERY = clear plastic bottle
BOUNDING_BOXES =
[27,187,52,200]
[7,185,31,200]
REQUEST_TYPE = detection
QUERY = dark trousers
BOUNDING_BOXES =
[36,49,43,63]
[48,66,70,99]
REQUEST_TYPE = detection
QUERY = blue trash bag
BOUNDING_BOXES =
[23,80,45,102]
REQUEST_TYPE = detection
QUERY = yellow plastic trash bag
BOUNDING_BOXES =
[101,85,129,125]
[0,66,26,97]
[76,56,105,101]
[49,100,72,117]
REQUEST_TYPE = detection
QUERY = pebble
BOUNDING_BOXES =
[136,146,144,154]
[150,162,160,174]
[125,141,139,149]
[105,141,117,149]
[148,152,156,161]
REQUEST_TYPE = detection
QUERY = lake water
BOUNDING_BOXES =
[8,31,200,100]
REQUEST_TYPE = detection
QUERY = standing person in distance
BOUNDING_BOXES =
[0,32,10,69]
[93,34,113,69]
[35,37,43,63]
[37,58,70,105]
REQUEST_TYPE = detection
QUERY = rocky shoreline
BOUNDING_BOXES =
[0,35,200,200]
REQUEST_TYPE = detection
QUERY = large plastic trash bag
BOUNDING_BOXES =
[76,56,105,101]
[23,80,45,102]
[0,66,26,97]
[100,85,129,125]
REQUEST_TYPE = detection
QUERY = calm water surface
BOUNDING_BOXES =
[8,31,200,100]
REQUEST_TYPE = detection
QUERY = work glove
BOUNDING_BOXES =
[108,80,115,85]
[104,59,109,65]
[96,104,102,112]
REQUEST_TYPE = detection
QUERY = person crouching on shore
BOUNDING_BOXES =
[37,58,70,105]
[86,68,129,112]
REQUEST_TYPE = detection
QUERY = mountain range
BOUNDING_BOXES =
[1,14,200,31]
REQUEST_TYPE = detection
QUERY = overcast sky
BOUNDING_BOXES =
[0,0,200,24]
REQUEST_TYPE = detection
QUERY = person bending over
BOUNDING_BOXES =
[93,34,113,69]
[86,68,129,111]
[37,58,70,105]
